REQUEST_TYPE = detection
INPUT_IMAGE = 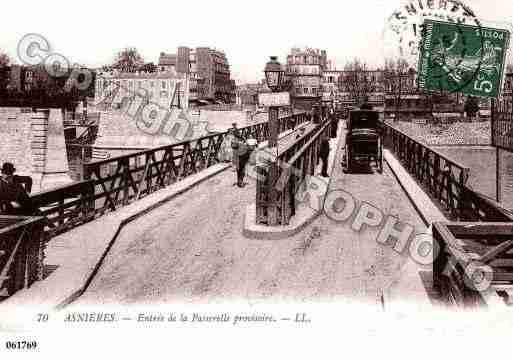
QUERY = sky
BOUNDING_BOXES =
[1,0,512,84]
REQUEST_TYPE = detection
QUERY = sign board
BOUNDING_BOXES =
[418,20,510,98]
[258,92,290,107]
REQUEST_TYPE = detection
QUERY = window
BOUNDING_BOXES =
[150,81,155,88]
[162,81,167,89]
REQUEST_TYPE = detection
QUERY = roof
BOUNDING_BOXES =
[101,71,183,80]
[158,53,177,66]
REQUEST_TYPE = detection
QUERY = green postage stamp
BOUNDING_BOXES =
[418,19,510,98]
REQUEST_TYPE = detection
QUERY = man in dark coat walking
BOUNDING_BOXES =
[319,138,330,177]
[235,138,257,187]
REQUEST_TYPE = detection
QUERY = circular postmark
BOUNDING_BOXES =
[383,0,486,93]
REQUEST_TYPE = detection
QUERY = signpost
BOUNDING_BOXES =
[258,92,290,107]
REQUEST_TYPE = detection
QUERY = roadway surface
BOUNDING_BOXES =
[75,124,428,306]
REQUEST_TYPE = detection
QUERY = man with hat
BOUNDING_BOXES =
[229,122,240,171]
[235,137,258,187]
[0,162,35,215]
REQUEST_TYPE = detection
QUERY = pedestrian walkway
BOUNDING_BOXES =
[73,126,432,308]
[3,122,315,309]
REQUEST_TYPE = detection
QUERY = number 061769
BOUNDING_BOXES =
[5,341,38,350]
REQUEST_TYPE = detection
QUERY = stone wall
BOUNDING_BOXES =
[0,107,71,192]
[0,108,33,175]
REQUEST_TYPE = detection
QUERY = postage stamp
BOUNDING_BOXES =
[383,0,482,69]
[417,19,511,98]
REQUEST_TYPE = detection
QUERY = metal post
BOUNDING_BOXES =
[492,99,501,203]
[82,98,87,123]
[496,147,502,203]
[268,106,280,225]
[269,106,279,148]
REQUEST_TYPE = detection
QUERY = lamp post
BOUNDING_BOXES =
[263,56,285,225]
[264,56,284,148]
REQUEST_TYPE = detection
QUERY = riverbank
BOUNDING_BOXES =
[388,120,491,145]
[94,109,268,148]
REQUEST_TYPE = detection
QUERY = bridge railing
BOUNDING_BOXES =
[0,215,45,301]
[3,111,307,240]
[64,112,101,127]
[383,123,470,218]
[30,180,95,238]
[82,111,308,220]
[383,123,513,222]
[432,221,513,308]
[256,118,332,225]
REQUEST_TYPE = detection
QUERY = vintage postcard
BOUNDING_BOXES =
[1,0,513,357]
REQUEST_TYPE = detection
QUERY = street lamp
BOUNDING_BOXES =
[264,56,284,92]
[263,56,285,148]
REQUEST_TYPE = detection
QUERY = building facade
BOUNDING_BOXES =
[235,82,270,107]
[158,47,236,104]
[320,61,467,119]
[322,66,341,102]
[336,69,385,107]
[94,70,189,111]
[286,47,327,110]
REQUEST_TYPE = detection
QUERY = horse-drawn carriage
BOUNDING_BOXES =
[344,109,383,173]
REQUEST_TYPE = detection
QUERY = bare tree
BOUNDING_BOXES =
[0,52,9,96]
[383,58,409,120]
[112,47,144,73]
[0,51,9,67]
[338,58,376,105]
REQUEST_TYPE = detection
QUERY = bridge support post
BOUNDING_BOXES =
[31,109,72,191]
[30,109,49,176]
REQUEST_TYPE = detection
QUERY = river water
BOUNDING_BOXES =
[433,145,513,210]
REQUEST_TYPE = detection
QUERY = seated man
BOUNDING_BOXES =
[0,162,36,215]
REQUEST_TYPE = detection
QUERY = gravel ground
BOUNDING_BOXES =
[75,127,427,307]
[389,120,491,145]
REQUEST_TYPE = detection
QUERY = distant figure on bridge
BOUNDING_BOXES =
[0,162,36,215]
[360,96,373,110]
[329,107,338,138]
[318,138,330,177]
[235,137,257,188]
[229,122,240,170]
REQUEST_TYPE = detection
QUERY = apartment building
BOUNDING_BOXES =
[158,47,236,104]
[286,47,327,110]
[95,70,189,110]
